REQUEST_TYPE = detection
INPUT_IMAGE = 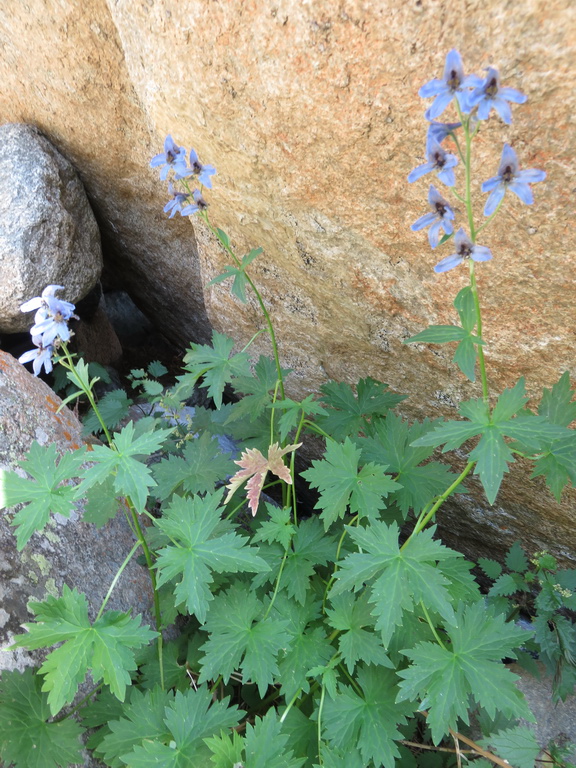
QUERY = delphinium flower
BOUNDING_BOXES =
[18,335,55,376]
[188,149,216,188]
[18,286,77,375]
[433,228,493,273]
[408,139,458,187]
[419,49,483,120]
[426,120,462,147]
[481,143,546,216]
[163,185,208,218]
[467,67,527,125]
[411,185,455,248]
[150,135,190,181]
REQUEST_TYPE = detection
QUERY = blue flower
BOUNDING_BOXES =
[189,149,216,188]
[163,185,208,218]
[481,144,546,216]
[419,49,483,120]
[426,121,462,148]
[30,296,75,345]
[434,228,493,273]
[467,67,527,125]
[408,139,458,187]
[18,336,54,376]
[150,135,190,181]
[411,185,455,248]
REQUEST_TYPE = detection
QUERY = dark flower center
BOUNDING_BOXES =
[54,312,64,323]
[501,165,514,183]
[435,201,447,217]
[485,77,499,98]
[432,151,446,169]
[447,69,460,91]
[192,160,203,174]
[166,149,177,163]
[196,195,208,210]
[457,243,473,258]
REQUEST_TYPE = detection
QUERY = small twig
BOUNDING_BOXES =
[450,728,515,768]
[401,740,475,755]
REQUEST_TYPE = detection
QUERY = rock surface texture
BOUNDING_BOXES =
[0,124,103,333]
[0,350,154,674]
[0,1,574,562]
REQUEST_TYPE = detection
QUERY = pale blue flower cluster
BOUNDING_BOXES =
[408,50,546,273]
[150,135,215,218]
[18,285,77,375]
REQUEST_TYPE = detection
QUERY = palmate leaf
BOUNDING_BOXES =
[154,489,269,622]
[180,330,252,408]
[317,377,407,441]
[0,441,86,550]
[79,422,172,512]
[0,668,83,768]
[209,247,263,303]
[538,371,576,427]
[270,395,327,441]
[152,431,236,500]
[82,388,132,436]
[330,522,460,647]
[198,582,290,696]
[228,355,292,422]
[124,687,241,768]
[10,585,156,716]
[243,710,306,768]
[358,414,458,515]
[326,592,392,673]
[397,601,534,744]
[83,474,123,527]
[323,666,412,768]
[302,437,401,529]
[280,516,337,604]
[480,726,540,768]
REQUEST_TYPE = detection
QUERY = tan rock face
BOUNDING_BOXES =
[0,1,574,561]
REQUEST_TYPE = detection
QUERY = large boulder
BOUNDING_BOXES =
[0,1,574,562]
[0,124,103,333]
[0,350,154,674]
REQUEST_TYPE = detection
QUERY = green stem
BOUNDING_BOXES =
[322,516,358,611]
[280,687,304,723]
[475,196,505,236]
[402,462,475,547]
[262,546,290,620]
[289,411,307,525]
[469,260,490,404]
[95,541,141,621]
[420,601,447,651]
[317,684,326,766]
[51,682,104,722]
[202,213,286,401]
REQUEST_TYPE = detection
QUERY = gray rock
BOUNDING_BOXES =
[0,124,102,333]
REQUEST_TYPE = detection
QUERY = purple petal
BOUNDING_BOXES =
[509,181,534,205]
[499,144,520,175]
[150,153,165,168]
[425,89,454,120]
[462,74,484,88]
[492,98,513,125]
[419,78,446,98]
[18,349,39,365]
[180,204,200,216]
[428,219,443,248]
[443,49,464,84]
[411,212,437,231]
[20,297,43,313]
[471,245,493,262]
[481,176,501,193]
[437,167,456,186]
[477,99,492,121]
[454,228,471,249]
[408,162,434,183]
[515,168,546,183]
[434,254,463,273]
[499,87,527,104]
[484,185,506,217]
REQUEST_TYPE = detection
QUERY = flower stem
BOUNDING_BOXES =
[95,541,141,621]
[469,260,490,404]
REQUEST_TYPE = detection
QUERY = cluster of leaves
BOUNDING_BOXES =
[2,329,576,768]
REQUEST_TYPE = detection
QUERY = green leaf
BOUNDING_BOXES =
[152,431,236,500]
[83,475,122,527]
[124,687,241,767]
[83,388,133,435]
[302,437,401,529]
[270,394,326,441]
[331,522,460,647]
[505,541,529,573]
[397,602,534,744]
[243,710,306,768]
[538,371,576,427]
[98,687,173,768]
[229,356,291,423]
[469,426,514,505]
[453,336,479,381]
[326,593,392,673]
[404,325,467,344]
[148,360,169,378]
[318,377,406,441]
[181,331,252,409]
[478,558,502,580]
[492,378,529,422]
[323,666,412,767]
[209,263,250,303]
[0,668,83,768]
[280,517,337,604]
[359,414,457,515]
[480,726,540,768]
[10,585,156,715]
[253,504,296,549]
[80,422,172,513]
[1,441,86,550]
[199,583,290,696]
[215,227,231,248]
[154,490,269,622]
[454,286,476,332]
